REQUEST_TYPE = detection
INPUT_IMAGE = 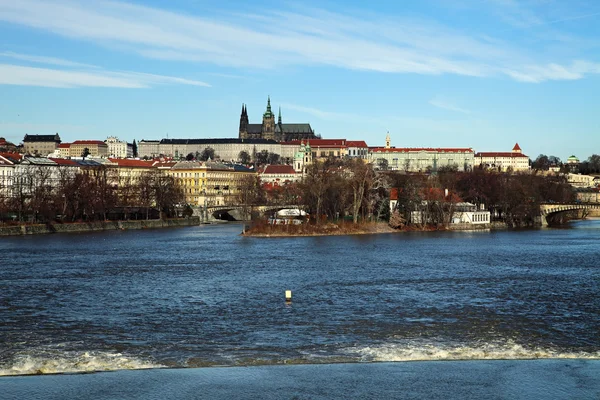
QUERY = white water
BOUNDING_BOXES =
[0,350,163,376]
[350,340,600,362]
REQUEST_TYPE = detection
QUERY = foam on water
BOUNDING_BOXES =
[0,350,164,376]
[349,340,600,362]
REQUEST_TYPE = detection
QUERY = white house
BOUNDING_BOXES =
[105,136,133,159]
[475,143,530,172]
[259,164,299,186]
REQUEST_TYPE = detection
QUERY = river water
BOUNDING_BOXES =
[1,220,599,376]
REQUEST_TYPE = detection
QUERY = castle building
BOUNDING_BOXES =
[239,97,318,142]
[22,133,61,156]
[370,133,475,172]
[475,143,530,172]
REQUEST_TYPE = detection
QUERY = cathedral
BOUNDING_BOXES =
[239,97,318,142]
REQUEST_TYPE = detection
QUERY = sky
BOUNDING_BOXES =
[0,0,599,161]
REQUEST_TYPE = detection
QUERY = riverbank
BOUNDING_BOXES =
[0,217,200,237]
[242,221,500,237]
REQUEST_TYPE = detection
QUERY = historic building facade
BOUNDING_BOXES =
[70,140,109,158]
[475,143,530,172]
[105,136,134,158]
[239,97,318,142]
[22,133,61,156]
[369,133,475,172]
[167,161,255,206]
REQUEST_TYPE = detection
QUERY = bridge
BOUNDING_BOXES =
[194,204,302,223]
[540,202,600,226]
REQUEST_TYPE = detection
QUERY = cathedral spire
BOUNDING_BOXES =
[278,106,282,124]
[263,96,274,118]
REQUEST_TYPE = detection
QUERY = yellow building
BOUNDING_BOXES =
[70,140,109,158]
[168,161,255,206]
[108,158,155,184]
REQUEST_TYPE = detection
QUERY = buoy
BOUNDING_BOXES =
[285,290,292,302]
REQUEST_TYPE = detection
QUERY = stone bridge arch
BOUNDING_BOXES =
[540,203,599,226]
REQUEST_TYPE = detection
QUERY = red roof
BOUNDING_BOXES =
[346,140,368,148]
[49,158,79,166]
[512,143,522,151]
[390,188,399,201]
[0,152,22,162]
[475,152,528,158]
[371,147,474,153]
[72,140,107,145]
[284,139,349,147]
[108,158,154,168]
[152,161,177,168]
[58,143,71,148]
[261,164,296,175]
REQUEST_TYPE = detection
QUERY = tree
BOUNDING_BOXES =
[152,173,184,219]
[300,162,332,225]
[587,154,600,173]
[347,159,375,224]
[82,147,90,159]
[238,150,251,165]
[132,139,138,158]
[255,150,270,165]
[267,152,281,165]
[532,154,550,171]
[548,155,561,167]
[199,147,216,161]
[376,158,389,170]
[186,153,195,161]
[237,175,264,219]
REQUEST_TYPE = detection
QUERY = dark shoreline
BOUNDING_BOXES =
[0,217,200,237]
[242,221,507,237]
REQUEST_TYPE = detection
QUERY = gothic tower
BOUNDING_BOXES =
[239,104,249,139]
[262,96,275,140]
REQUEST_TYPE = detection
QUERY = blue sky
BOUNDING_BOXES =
[1,0,599,161]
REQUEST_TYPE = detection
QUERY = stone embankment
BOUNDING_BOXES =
[0,217,200,237]
[242,221,507,237]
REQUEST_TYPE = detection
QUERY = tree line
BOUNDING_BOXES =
[237,160,575,228]
[531,153,600,174]
[181,148,284,165]
[0,166,184,223]
[388,167,574,228]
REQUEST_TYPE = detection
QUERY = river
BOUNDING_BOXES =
[1,220,599,377]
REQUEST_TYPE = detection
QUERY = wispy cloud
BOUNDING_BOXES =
[0,64,211,88]
[279,103,349,120]
[0,0,598,83]
[280,102,384,126]
[503,61,600,83]
[0,51,98,68]
[429,96,471,114]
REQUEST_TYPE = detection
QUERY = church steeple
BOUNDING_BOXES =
[239,103,249,139]
[278,106,282,125]
[262,96,275,140]
[263,96,274,118]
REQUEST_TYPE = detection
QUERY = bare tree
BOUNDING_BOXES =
[300,162,332,225]
[347,159,375,224]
